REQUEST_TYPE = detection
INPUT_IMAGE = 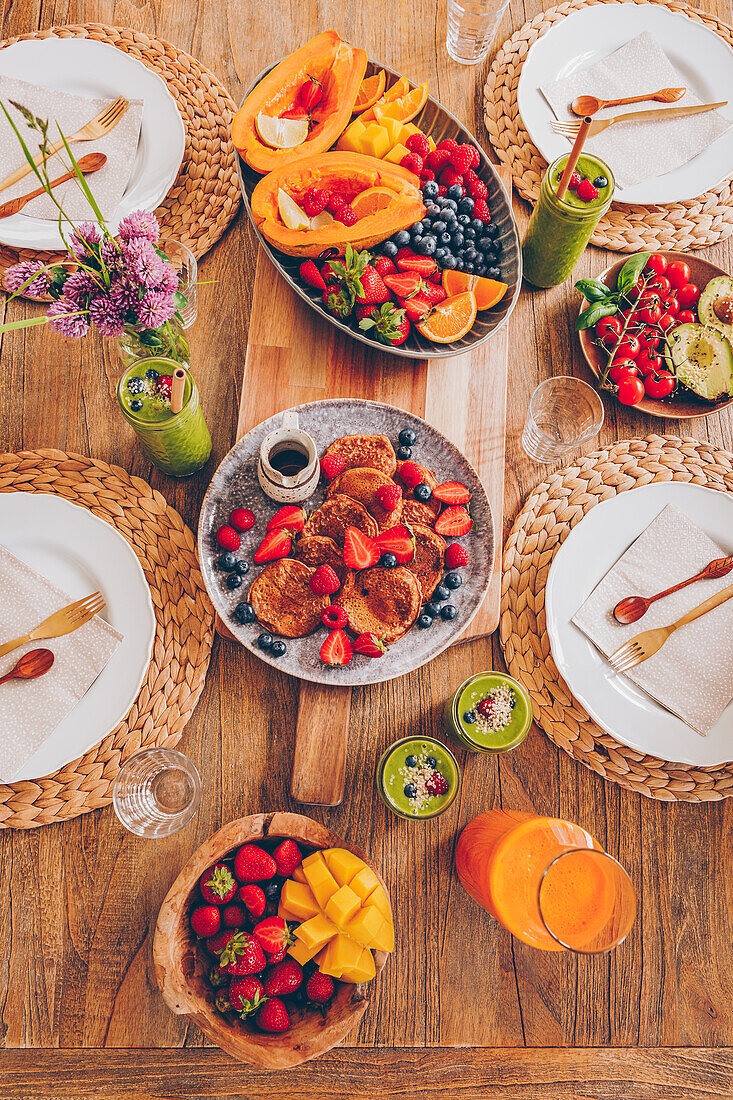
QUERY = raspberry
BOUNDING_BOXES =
[157,374,172,398]
[425,148,451,173]
[375,482,402,511]
[449,144,474,174]
[567,170,582,191]
[425,772,449,796]
[438,138,459,154]
[467,177,488,201]
[437,184,447,196]
[464,169,479,186]
[439,168,464,189]
[445,543,469,568]
[405,132,431,158]
[399,460,424,489]
[334,203,358,225]
[575,178,599,202]
[467,146,481,169]
[216,525,240,552]
[326,194,347,213]
[302,188,331,217]
[310,564,340,596]
[400,152,423,175]
[472,198,491,222]
[230,508,255,532]
[420,168,436,183]
[320,454,345,479]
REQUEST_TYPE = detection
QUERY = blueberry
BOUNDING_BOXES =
[414,482,432,502]
[404,783,418,799]
[439,230,451,244]
[434,584,450,602]
[411,235,423,249]
[447,184,463,202]
[434,247,448,265]
[411,221,425,237]
[393,229,411,247]
[487,266,501,280]
[226,572,243,590]
[263,880,281,900]
[464,227,476,241]
[471,217,484,232]
[216,551,237,571]
[487,223,500,239]
[424,600,441,618]
[443,210,458,227]
[451,231,465,249]
[417,613,434,628]
[425,755,437,768]
[593,175,609,189]
[405,754,418,767]
[234,559,250,576]
[130,399,143,412]
[464,263,475,275]
[381,240,398,258]
[380,552,398,568]
[510,697,516,708]
[257,632,274,650]
[426,204,441,218]
[457,197,474,215]
[445,571,463,589]
[145,368,159,381]
[436,195,449,207]
[418,236,436,256]
[483,250,498,264]
[397,445,412,460]
[441,604,458,621]
[493,239,503,254]
[455,258,465,271]
[399,428,417,447]
[475,262,487,276]
[127,376,145,394]
[457,213,471,227]
[432,220,447,234]
[233,601,256,624]
[423,180,439,200]
[463,710,477,724]
[442,254,457,270]
[445,198,458,212]
[464,247,478,263]
[270,640,287,658]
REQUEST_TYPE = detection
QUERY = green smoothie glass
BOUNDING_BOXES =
[443,672,533,753]
[117,357,211,477]
[522,153,614,288]
[376,737,460,820]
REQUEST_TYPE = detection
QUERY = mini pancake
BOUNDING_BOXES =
[405,524,446,601]
[302,494,379,545]
[249,558,329,638]
[396,460,441,527]
[293,535,349,584]
[337,566,421,644]
[327,467,403,531]
[324,434,397,477]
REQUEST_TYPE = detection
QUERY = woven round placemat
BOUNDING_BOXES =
[499,434,733,802]
[0,450,215,829]
[484,0,733,252]
[0,22,241,279]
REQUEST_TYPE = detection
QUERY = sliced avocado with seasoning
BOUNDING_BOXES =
[667,322,733,402]
[698,275,733,339]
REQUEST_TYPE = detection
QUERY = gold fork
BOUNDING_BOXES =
[0,592,106,660]
[551,100,728,139]
[608,582,733,675]
[0,96,129,195]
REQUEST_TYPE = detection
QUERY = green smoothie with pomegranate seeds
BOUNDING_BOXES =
[522,153,614,288]
[444,672,532,753]
[376,737,460,820]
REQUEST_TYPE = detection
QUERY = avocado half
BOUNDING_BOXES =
[667,322,733,402]
[698,275,733,339]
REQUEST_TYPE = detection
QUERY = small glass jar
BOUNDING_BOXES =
[116,316,191,369]
[443,672,533,753]
[375,736,461,820]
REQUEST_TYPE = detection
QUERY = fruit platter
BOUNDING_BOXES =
[198,398,493,686]
[576,251,733,420]
[153,812,393,1068]
[233,31,520,358]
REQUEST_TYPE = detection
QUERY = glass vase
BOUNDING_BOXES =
[116,316,191,370]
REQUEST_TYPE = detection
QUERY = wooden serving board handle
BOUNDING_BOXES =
[291,683,352,805]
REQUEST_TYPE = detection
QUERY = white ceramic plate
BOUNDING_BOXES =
[0,492,156,781]
[545,483,733,767]
[0,38,185,249]
[517,3,733,204]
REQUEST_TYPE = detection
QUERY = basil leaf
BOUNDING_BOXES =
[575,301,618,331]
[574,278,613,303]
[617,252,651,295]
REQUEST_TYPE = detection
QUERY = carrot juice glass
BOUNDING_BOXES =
[455,810,636,952]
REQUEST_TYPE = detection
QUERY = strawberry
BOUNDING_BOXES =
[200,863,237,905]
[396,254,437,277]
[432,481,471,505]
[322,605,348,629]
[299,259,327,290]
[234,844,277,883]
[216,525,240,552]
[321,259,342,284]
[222,902,247,929]
[439,167,464,190]
[400,152,423,175]
[375,524,416,564]
[425,147,451,172]
[334,204,358,226]
[310,564,341,596]
[472,198,491,223]
[306,971,335,1004]
[256,997,290,1032]
[230,507,255,532]
[406,132,431,158]
[373,255,397,277]
[358,302,410,346]
[355,302,379,325]
[398,460,425,489]
[394,246,420,264]
[206,929,237,957]
[266,504,305,533]
[343,526,380,570]
[253,528,291,564]
[228,976,266,1016]
[219,931,267,977]
[280,105,309,120]
[253,916,295,956]
[320,628,353,667]
[445,543,470,569]
[420,168,436,183]
[450,144,475,174]
[353,632,387,657]
[375,482,402,511]
[398,292,433,323]
[576,178,599,202]
[326,194,347,213]
[239,884,266,919]
[420,280,447,305]
[272,838,302,876]
[429,268,444,284]
[299,75,323,112]
[190,904,221,938]
[323,283,355,320]
[266,944,288,964]
[302,187,331,216]
[157,375,173,399]
[434,505,473,537]
[383,270,422,297]
[320,453,345,479]
[426,772,450,796]
[438,137,459,153]
[263,959,303,996]
[355,265,390,305]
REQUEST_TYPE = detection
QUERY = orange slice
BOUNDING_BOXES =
[361,76,410,122]
[353,70,387,114]
[351,186,397,218]
[373,82,429,125]
[416,291,477,343]
[442,269,509,311]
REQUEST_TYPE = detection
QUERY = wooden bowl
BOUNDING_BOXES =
[577,251,733,420]
[153,812,390,1069]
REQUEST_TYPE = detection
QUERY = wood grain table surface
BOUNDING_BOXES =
[1,1,732,1097]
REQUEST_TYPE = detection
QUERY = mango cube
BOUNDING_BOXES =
[344,903,384,947]
[278,900,300,921]
[337,118,367,153]
[295,913,338,951]
[367,884,392,920]
[279,879,319,921]
[340,946,376,984]
[350,866,380,901]
[317,933,364,979]
[291,865,307,884]
[380,117,404,147]
[323,848,365,885]
[288,937,322,965]
[369,917,395,953]
[302,851,339,908]
[384,143,409,167]
[360,123,390,159]
[325,884,362,928]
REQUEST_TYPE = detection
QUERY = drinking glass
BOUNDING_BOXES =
[522,376,604,463]
[159,238,198,328]
[113,747,202,838]
[446,0,511,64]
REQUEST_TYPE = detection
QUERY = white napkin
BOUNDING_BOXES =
[0,75,143,221]
[540,31,732,188]
[0,544,123,781]
[572,504,733,737]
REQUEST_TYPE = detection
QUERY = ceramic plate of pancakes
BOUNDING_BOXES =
[198,399,493,686]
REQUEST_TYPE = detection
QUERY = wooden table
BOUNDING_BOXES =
[1,2,732,1097]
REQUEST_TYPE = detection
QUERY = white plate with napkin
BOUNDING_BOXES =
[0,492,156,782]
[545,483,733,767]
[517,3,733,204]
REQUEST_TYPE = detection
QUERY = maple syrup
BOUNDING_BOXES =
[268,445,309,477]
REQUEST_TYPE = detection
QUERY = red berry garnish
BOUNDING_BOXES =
[309,564,341,596]
[405,132,431,158]
[322,605,348,629]
[157,375,173,398]
[445,543,470,569]
[425,772,449,796]
[230,508,255,532]
[575,178,599,202]
[567,170,582,190]
[320,453,345,479]
[334,204,358,226]
[398,460,424,490]
[216,525,240,551]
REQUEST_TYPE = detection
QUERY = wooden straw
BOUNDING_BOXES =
[170,368,186,415]
[556,117,593,200]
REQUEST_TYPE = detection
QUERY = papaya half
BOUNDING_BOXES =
[232,31,367,174]
[250,152,426,257]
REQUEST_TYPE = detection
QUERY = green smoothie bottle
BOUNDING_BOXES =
[443,672,533,753]
[376,737,460,820]
[522,153,614,288]
[117,357,211,477]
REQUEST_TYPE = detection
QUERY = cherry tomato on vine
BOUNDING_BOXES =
[645,253,668,276]
[638,328,661,351]
[595,315,622,345]
[616,373,646,406]
[616,335,641,359]
[676,310,696,325]
[637,303,662,325]
[677,283,700,308]
[666,297,680,317]
[639,288,665,309]
[651,275,672,298]
[666,261,691,290]
[635,350,662,377]
[644,371,676,400]
[609,361,639,384]
[658,312,675,332]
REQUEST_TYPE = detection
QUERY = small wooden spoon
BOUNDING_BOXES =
[0,152,107,219]
[571,87,686,117]
[0,647,55,685]
[613,556,733,624]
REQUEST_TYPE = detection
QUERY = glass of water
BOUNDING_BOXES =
[446,0,511,64]
[159,238,198,328]
[113,747,202,838]
[522,376,605,464]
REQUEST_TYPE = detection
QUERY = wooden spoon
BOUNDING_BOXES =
[0,647,55,685]
[0,152,107,219]
[571,87,686,117]
[613,556,733,624]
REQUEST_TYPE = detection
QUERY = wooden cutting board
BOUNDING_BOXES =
[219,170,511,806]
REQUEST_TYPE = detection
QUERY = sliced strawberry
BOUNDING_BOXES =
[434,506,473,537]
[375,524,415,564]
[432,481,471,505]
[320,628,353,667]
[397,292,432,323]
[396,254,437,277]
[343,526,380,570]
[266,505,305,533]
[382,271,422,297]
[253,529,292,564]
[420,281,447,305]
[353,632,388,657]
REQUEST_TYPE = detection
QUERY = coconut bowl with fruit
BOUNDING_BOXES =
[153,812,393,1069]
[577,251,733,419]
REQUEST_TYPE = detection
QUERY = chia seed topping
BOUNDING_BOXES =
[387,745,451,816]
